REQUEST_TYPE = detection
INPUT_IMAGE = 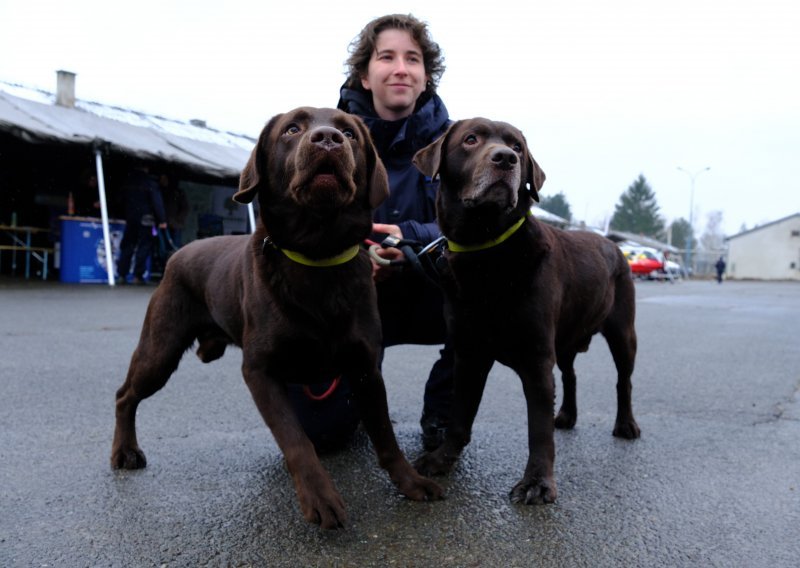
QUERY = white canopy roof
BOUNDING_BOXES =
[0,80,254,181]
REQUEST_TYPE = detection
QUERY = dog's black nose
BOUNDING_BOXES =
[491,147,518,170]
[310,126,345,150]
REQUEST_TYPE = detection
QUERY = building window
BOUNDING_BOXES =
[792,230,800,237]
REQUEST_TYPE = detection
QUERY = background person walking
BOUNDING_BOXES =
[715,255,726,283]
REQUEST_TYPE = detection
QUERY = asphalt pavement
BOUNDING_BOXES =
[1,277,798,567]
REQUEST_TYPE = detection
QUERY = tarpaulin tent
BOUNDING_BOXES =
[0,72,258,284]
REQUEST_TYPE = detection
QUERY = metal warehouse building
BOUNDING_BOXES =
[726,213,800,280]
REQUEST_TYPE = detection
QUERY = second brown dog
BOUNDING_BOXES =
[412,117,640,504]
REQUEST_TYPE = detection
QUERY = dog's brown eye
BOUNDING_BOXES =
[464,134,478,145]
[512,142,523,153]
[284,124,301,135]
[341,128,356,139]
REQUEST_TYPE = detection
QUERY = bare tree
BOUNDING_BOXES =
[700,211,725,250]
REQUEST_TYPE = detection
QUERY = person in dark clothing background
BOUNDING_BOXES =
[116,165,167,285]
[73,168,100,217]
[288,14,454,451]
[159,173,190,247]
[715,255,726,284]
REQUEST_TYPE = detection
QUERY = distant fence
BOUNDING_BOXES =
[678,249,726,278]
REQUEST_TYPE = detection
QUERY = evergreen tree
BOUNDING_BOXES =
[669,218,696,252]
[609,174,666,238]
[538,191,573,221]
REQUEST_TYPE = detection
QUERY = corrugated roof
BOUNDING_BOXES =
[605,229,680,253]
[0,80,255,180]
[530,205,569,226]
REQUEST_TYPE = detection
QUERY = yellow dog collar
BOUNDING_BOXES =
[446,211,531,253]
[280,245,361,267]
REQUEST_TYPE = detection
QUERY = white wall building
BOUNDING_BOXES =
[726,213,800,280]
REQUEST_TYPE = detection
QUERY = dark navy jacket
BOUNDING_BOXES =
[121,169,167,226]
[338,87,450,244]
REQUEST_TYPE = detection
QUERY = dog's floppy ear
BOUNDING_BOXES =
[233,113,282,204]
[412,120,459,179]
[356,117,390,208]
[368,153,389,208]
[526,152,546,203]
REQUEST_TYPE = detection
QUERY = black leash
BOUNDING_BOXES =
[368,235,447,289]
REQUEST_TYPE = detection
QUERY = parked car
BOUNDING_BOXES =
[662,256,685,279]
[621,246,663,277]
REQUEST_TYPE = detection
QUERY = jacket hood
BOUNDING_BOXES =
[337,84,450,154]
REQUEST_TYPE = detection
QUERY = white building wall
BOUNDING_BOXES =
[727,215,800,280]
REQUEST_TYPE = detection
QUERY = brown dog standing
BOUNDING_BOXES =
[111,107,442,529]
[412,118,640,504]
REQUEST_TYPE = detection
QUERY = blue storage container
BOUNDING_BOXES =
[59,216,125,283]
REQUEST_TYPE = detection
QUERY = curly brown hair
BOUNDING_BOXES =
[344,14,445,94]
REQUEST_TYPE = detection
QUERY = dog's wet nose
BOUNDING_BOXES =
[491,147,518,170]
[310,126,345,150]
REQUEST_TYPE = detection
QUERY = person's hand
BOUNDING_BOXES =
[373,223,403,241]
[371,223,404,282]
[158,222,168,229]
[371,246,405,281]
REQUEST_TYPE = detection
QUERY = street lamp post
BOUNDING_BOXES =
[677,166,710,275]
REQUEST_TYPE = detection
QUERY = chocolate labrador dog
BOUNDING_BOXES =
[412,118,640,504]
[111,107,442,529]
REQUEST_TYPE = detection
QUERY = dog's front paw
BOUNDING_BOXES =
[510,476,557,505]
[110,445,147,469]
[393,467,444,501]
[297,483,348,530]
[554,408,577,430]
[613,419,641,439]
[413,447,457,477]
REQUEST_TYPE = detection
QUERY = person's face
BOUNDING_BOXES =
[360,29,428,121]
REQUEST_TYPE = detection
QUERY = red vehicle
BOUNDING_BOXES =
[621,247,664,276]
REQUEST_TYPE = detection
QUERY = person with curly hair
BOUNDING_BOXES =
[346,13,454,449]
[289,14,454,452]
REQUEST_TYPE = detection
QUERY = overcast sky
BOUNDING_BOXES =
[2,0,798,236]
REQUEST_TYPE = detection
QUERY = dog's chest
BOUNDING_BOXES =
[256,278,379,382]
[448,256,533,306]
[265,326,369,383]
[447,257,551,349]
